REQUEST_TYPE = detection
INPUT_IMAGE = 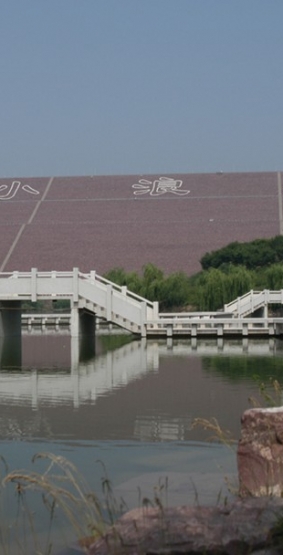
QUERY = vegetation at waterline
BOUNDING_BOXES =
[2,376,283,554]
[99,333,134,351]
[0,453,169,555]
[20,235,283,313]
[104,235,283,311]
[202,355,283,384]
[0,452,123,554]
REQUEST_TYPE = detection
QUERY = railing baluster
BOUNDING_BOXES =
[31,267,37,302]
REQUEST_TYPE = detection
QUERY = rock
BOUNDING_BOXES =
[237,407,283,497]
[58,408,283,555]
[86,497,283,555]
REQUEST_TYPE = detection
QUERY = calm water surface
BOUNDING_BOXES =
[0,331,282,552]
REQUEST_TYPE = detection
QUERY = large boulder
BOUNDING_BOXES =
[58,408,283,555]
[237,407,283,497]
[86,498,283,555]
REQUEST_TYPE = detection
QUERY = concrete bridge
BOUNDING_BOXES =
[224,289,283,317]
[0,268,158,338]
[1,269,283,342]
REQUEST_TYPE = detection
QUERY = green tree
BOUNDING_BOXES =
[264,264,283,290]
[200,236,283,271]
[103,239,283,313]
[198,269,227,311]
[160,272,191,310]
[224,265,253,301]
[125,271,143,295]
[104,267,143,295]
[140,263,164,301]
[104,267,128,286]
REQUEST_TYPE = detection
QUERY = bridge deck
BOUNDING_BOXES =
[21,312,283,338]
[1,270,283,338]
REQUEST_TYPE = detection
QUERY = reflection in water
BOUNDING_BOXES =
[0,334,21,368]
[0,334,282,443]
[134,415,192,442]
[0,333,282,551]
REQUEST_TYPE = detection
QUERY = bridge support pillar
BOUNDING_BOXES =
[70,304,80,337]
[0,301,22,337]
[70,305,96,337]
[217,324,223,337]
[79,309,96,361]
[70,304,96,360]
[0,301,22,367]
[166,325,173,338]
[0,335,22,368]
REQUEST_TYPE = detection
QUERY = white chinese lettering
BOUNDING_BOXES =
[0,181,40,200]
[132,177,190,197]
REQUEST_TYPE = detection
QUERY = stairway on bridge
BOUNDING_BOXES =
[0,269,283,339]
[0,268,158,338]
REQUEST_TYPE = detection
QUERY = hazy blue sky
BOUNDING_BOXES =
[1,1,283,177]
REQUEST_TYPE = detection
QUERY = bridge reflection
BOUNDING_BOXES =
[0,333,280,410]
[0,333,282,444]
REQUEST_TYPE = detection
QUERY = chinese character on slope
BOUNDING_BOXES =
[132,176,190,197]
[0,181,40,201]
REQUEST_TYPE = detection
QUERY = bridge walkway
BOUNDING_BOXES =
[1,269,283,338]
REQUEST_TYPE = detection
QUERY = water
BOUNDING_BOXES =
[0,331,282,553]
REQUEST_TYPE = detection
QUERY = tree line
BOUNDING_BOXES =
[104,236,283,312]
[200,236,283,271]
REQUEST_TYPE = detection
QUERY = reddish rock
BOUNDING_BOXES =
[237,408,283,497]
[86,498,283,555]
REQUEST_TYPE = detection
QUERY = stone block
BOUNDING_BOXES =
[237,407,283,497]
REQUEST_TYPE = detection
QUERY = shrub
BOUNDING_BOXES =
[200,236,283,271]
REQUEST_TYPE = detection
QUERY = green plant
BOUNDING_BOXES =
[3,453,128,554]
[0,452,177,555]
[248,377,283,408]
[200,236,283,271]
[104,264,191,310]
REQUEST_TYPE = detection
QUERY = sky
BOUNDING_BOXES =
[0,0,283,178]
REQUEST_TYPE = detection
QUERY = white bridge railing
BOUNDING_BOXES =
[1,270,283,337]
[0,268,158,336]
[145,316,283,337]
[20,313,283,338]
[224,290,283,317]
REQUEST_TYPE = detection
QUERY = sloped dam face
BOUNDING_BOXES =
[0,172,281,276]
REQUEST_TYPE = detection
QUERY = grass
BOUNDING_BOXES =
[190,377,283,501]
[191,416,236,452]
[0,453,129,554]
[0,443,278,555]
[0,453,174,555]
[248,377,283,408]
[1,377,282,554]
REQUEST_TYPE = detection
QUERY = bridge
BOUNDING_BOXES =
[0,268,158,338]
[1,269,283,340]
[224,289,283,318]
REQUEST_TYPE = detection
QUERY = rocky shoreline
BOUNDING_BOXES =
[58,408,283,555]
[85,497,283,555]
